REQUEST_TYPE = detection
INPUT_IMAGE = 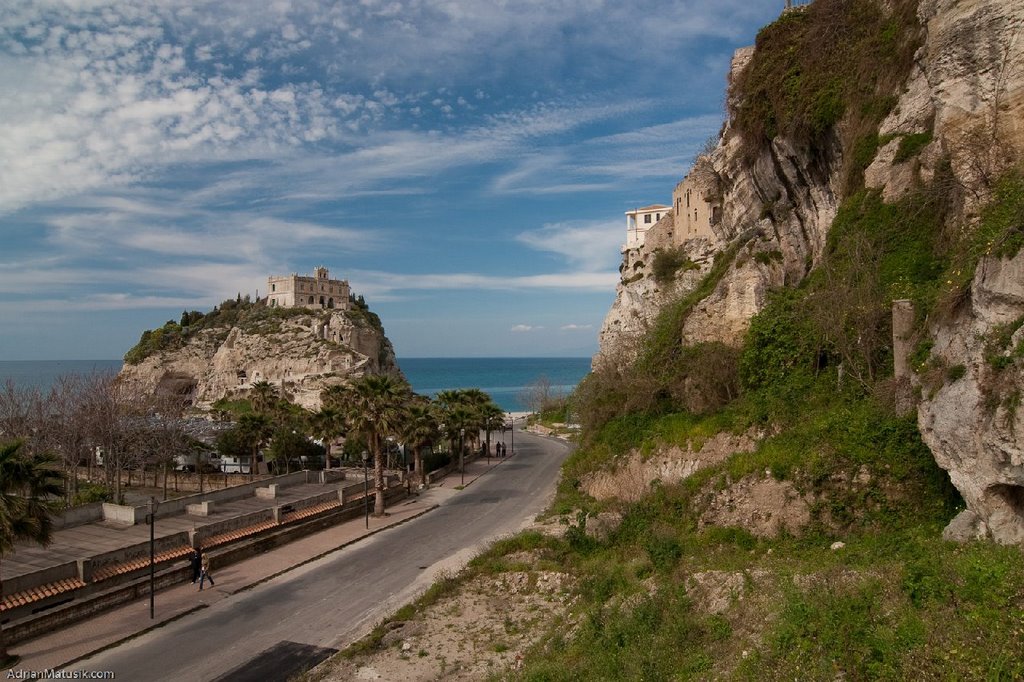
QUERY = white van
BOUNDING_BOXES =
[220,454,253,474]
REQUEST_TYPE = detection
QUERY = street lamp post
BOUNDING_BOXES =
[459,428,465,486]
[361,450,369,529]
[509,413,514,455]
[146,496,158,619]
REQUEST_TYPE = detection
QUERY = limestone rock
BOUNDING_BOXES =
[698,475,812,538]
[919,250,1024,545]
[119,308,402,411]
[942,509,990,543]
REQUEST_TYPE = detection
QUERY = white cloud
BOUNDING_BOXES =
[517,220,624,271]
[560,324,593,331]
[510,324,539,333]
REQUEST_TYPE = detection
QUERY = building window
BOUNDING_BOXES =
[271,284,276,292]
[644,214,652,224]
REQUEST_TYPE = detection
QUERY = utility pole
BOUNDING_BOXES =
[147,497,157,619]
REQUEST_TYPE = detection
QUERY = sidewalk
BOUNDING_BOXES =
[3,454,511,673]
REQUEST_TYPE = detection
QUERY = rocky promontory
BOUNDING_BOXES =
[118,296,402,411]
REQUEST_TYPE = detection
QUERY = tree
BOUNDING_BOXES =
[235,413,273,480]
[401,400,441,486]
[249,380,278,417]
[335,376,410,516]
[266,428,324,474]
[308,406,344,468]
[479,403,505,456]
[0,440,64,665]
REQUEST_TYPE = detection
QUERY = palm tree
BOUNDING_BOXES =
[236,413,273,480]
[437,388,494,454]
[249,380,277,416]
[309,406,344,468]
[337,376,409,516]
[401,400,441,487]
[480,402,505,457]
[0,440,65,665]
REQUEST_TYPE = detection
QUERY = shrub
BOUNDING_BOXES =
[731,0,922,190]
[651,247,698,284]
[893,131,933,163]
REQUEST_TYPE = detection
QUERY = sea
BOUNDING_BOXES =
[0,357,592,413]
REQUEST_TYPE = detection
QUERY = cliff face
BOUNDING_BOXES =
[596,46,842,369]
[908,0,1024,544]
[595,0,1024,542]
[119,307,402,411]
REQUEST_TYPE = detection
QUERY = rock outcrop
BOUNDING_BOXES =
[890,0,1024,544]
[596,46,841,370]
[595,0,1024,542]
[119,307,402,411]
[920,250,1024,544]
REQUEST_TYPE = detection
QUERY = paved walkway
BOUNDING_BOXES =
[2,455,510,674]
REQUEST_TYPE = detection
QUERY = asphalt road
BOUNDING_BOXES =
[78,429,571,681]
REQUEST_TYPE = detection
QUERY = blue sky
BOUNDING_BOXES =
[0,0,780,361]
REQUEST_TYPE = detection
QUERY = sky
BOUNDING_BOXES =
[0,0,782,361]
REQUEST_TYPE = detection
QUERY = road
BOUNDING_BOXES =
[78,429,570,681]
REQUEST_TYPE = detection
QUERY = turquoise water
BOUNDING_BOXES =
[0,357,591,412]
[400,357,591,412]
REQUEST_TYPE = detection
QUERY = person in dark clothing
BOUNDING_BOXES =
[190,547,202,584]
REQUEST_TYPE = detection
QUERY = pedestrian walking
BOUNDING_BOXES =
[198,553,215,590]
[189,547,202,584]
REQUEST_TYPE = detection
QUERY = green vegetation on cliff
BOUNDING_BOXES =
[513,1,1024,678]
[314,1,1024,678]
[123,294,385,364]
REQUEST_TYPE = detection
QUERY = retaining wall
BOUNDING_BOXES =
[191,509,276,547]
[84,532,192,581]
[52,503,104,530]
[4,561,80,596]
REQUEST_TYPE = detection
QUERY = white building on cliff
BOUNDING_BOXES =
[624,205,670,250]
[267,266,351,310]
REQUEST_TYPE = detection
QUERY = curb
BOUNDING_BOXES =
[57,604,209,669]
[229,502,441,595]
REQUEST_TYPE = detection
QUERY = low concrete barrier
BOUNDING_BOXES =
[100,502,137,526]
[149,471,310,520]
[4,561,80,596]
[84,532,192,582]
[191,509,275,548]
[52,503,104,530]
[186,501,213,516]
[255,484,278,499]
[320,469,347,484]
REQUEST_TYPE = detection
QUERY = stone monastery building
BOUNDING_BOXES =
[623,166,721,252]
[267,266,350,310]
